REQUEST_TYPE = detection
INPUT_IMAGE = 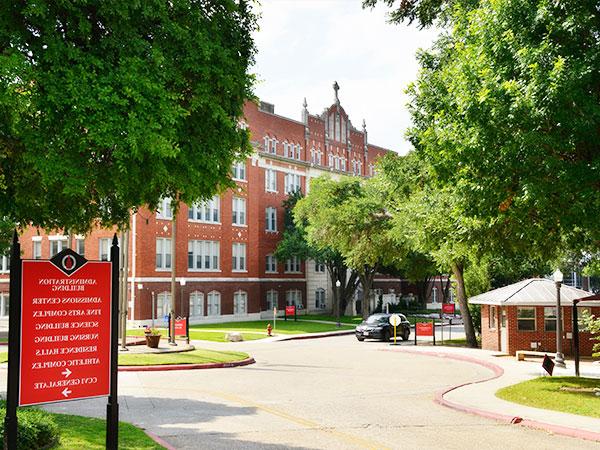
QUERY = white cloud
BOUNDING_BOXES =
[251,0,439,154]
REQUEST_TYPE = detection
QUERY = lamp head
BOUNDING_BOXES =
[137,283,143,290]
[335,280,341,287]
[553,269,563,283]
[180,278,186,286]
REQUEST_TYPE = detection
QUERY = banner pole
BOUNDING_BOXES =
[106,234,120,450]
[4,231,21,450]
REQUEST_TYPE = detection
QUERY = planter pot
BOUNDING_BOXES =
[145,335,161,348]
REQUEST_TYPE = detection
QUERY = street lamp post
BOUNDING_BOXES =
[180,278,186,318]
[335,279,341,328]
[553,269,566,368]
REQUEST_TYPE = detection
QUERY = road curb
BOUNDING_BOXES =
[144,429,177,450]
[118,357,255,372]
[276,330,355,341]
[381,347,600,443]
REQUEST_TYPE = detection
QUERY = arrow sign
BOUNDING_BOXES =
[62,388,72,398]
[62,368,72,378]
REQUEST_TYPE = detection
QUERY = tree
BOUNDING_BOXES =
[362,0,478,28]
[295,176,404,319]
[0,1,257,237]
[275,191,360,316]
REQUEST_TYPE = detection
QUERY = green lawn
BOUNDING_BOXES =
[190,319,354,335]
[127,328,267,342]
[118,348,250,366]
[496,376,600,418]
[296,314,363,324]
[0,352,6,363]
[53,413,164,449]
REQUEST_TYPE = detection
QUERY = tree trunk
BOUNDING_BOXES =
[451,262,477,348]
[359,266,376,320]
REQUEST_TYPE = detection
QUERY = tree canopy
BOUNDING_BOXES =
[0,1,257,238]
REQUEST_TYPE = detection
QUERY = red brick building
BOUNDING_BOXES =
[471,278,600,356]
[0,83,417,327]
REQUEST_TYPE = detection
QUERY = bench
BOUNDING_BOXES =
[516,350,555,361]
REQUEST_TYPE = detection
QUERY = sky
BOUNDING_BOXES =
[251,0,440,154]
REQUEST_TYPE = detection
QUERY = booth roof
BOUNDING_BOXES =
[469,278,600,307]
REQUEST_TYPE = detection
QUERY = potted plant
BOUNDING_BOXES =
[145,328,161,348]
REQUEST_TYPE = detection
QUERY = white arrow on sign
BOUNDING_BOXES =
[62,388,71,398]
[61,368,72,378]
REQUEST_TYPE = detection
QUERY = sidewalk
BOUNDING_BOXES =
[384,345,600,442]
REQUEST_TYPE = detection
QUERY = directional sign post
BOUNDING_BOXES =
[389,314,401,345]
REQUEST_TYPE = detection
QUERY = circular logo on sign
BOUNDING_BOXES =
[389,314,401,326]
[61,254,76,271]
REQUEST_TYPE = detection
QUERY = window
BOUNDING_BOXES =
[283,142,291,159]
[266,290,278,311]
[334,156,340,170]
[489,306,497,329]
[544,307,561,332]
[231,161,246,181]
[155,238,172,270]
[285,256,301,273]
[0,254,9,273]
[32,240,41,260]
[317,150,322,166]
[265,169,277,192]
[232,243,246,271]
[284,174,301,194]
[232,197,246,226]
[286,290,302,308]
[75,237,85,256]
[295,144,302,160]
[189,196,220,223]
[99,238,112,261]
[310,148,316,164]
[340,158,346,172]
[189,291,204,318]
[315,288,326,309]
[156,292,171,317]
[233,291,247,315]
[207,291,221,316]
[315,262,325,273]
[49,237,68,257]
[265,207,277,232]
[328,154,333,167]
[0,292,8,318]
[517,307,536,331]
[265,254,277,273]
[188,240,220,271]
[156,197,172,219]
[264,136,277,154]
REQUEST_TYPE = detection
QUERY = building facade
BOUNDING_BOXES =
[0,83,417,327]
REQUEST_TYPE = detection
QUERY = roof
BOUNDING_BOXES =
[469,278,600,306]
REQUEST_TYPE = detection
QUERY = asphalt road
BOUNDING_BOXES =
[3,336,598,449]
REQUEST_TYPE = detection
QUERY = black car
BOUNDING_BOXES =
[355,313,411,342]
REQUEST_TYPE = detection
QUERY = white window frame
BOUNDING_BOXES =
[328,154,333,167]
[49,236,68,257]
[544,306,563,332]
[189,291,204,318]
[286,290,302,308]
[233,291,248,315]
[265,207,277,232]
[232,243,247,272]
[99,238,112,261]
[284,173,301,195]
[156,292,171,318]
[315,262,325,273]
[156,197,173,219]
[75,237,85,256]
[489,305,496,329]
[0,292,8,317]
[295,144,301,160]
[265,169,277,193]
[265,254,277,273]
[285,256,301,273]
[189,196,220,223]
[517,307,536,331]
[188,240,220,271]
[266,290,278,311]
[0,254,9,273]
[232,197,247,226]
[315,288,326,309]
[32,239,42,260]
[207,291,221,316]
[155,237,172,270]
[232,161,246,181]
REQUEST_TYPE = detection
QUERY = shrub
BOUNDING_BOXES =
[0,401,60,450]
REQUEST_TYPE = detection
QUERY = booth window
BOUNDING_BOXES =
[517,307,536,331]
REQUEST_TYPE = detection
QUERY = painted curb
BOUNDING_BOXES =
[118,357,255,372]
[277,330,355,341]
[144,429,177,450]
[381,347,600,443]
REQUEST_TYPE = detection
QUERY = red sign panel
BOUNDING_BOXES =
[442,303,455,314]
[285,305,296,316]
[416,322,434,336]
[175,318,187,336]
[19,260,112,406]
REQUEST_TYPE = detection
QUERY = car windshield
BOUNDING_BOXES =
[366,315,387,324]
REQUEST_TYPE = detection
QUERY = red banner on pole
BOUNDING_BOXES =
[175,318,187,336]
[416,322,434,337]
[285,305,296,316]
[442,303,455,315]
[19,259,112,406]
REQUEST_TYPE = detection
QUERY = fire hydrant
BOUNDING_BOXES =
[267,323,272,337]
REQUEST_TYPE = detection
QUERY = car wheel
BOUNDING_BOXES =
[382,330,390,342]
[356,336,365,342]
[401,328,410,341]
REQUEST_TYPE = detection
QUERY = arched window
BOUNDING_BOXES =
[189,291,204,318]
[207,291,221,316]
[156,292,171,318]
[286,290,302,308]
[233,291,248,315]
